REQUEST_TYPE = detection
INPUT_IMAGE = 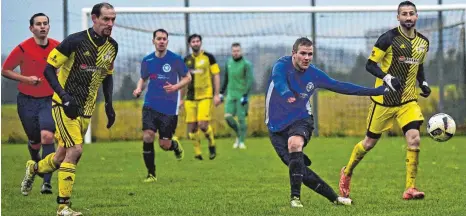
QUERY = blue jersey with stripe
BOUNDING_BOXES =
[265,56,387,132]
[141,50,188,115]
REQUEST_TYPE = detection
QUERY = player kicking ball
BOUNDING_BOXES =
[265,37,389,208]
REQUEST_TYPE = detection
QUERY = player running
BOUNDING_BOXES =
[339,1,431,200]
[20,3,118,215]
[183,34,221,160]
[133,29,191,183]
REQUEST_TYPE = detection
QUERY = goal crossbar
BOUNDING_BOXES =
[81,5,466,13]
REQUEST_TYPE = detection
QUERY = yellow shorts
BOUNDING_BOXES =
[366,101,424,134]
[184,99,212,123]
[52,106,90,148]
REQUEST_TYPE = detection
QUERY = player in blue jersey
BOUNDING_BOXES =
[133,29,192,183]
[265,37,389,208]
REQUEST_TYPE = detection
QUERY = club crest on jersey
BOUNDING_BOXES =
[163,63,171,73]
[416,44,426,53]
[196,59,206,67]
[103,50,112,61]
[306,82,314,92]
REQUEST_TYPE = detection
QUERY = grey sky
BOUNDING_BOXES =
[2,0,465,53]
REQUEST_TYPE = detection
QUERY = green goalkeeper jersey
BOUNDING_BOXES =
[220,56,254,100]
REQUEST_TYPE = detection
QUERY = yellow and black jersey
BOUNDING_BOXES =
[369,26,429,106]
[47,28,118,117]
[184,51,220,100]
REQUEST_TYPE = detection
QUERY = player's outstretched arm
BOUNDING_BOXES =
[271,62,294,99]
[315,68,387,96]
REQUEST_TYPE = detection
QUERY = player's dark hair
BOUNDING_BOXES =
[29,13,49,26]
[91,2,114,17]
[153,29,169,38]
[188,34,202,43]
[398,1,417,14]
[292,37,313,52]
[231,42,241,47]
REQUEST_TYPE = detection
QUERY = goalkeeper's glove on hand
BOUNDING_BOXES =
[419,81,431,98]
[60,92,79,120]
[382,74,401,92]
[105,102,116,129]
[240,94,248,106]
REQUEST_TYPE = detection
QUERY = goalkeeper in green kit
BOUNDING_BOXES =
[220,42,254,149]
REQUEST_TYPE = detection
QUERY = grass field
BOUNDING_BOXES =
[1,136,465,216]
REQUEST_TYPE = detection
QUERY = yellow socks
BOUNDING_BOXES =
[406,148,420,189]
[344,141,368,176]
[37,152,58,173]
[204,125,215,147]
[57,162,76,209]
[189,132,201,156]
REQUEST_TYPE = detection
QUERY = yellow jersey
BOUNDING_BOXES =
[369,26,429,106]
[184,51,220,100]
[47,28,118,117]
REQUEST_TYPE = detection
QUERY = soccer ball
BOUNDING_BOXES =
[426,113,456,142]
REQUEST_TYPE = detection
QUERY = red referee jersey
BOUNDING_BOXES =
[2,37,60,97]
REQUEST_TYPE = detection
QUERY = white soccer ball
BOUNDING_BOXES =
[427,113,456,142]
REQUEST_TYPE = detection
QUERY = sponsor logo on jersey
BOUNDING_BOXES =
[398,56,420,65]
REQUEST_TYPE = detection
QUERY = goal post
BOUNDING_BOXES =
[82,4,466,144]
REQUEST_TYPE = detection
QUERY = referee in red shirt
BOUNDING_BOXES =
[2,13,60,195]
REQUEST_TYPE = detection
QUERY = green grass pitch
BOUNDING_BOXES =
[2,136,465,216]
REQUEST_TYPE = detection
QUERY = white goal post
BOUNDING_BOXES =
[82,4,466,144]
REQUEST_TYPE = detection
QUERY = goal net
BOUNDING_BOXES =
[82,5,466,143]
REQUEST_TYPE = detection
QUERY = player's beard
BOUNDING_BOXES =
[191,46,200,53]
[401,20,416,30]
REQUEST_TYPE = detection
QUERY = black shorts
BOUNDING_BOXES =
[269,116,314,166]
[17,93,55,144]
[142,106,178,139]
